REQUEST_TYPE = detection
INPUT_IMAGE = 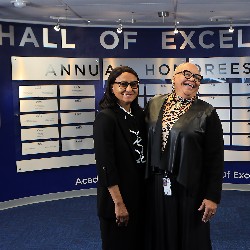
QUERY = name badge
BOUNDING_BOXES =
[163,177,172,196]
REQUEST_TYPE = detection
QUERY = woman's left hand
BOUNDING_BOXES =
[198,199,217,223]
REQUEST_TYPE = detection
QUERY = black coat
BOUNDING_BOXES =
[93,106,146,218]
[145,94,224,204]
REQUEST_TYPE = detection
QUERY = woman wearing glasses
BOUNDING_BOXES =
[145,62,224,250]
[93,66,146,250]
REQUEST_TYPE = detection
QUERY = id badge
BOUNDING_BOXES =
[163,177,172,196]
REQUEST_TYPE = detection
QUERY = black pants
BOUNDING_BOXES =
[99,215,144,250]
[145,174,212,250]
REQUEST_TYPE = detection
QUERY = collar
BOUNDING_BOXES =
[170,92,197,104]
[117,103,133,117]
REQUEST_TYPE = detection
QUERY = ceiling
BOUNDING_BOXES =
[0,0,250,29]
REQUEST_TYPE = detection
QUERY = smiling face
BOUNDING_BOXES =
[112,72,139,111]
[173,63,202,99]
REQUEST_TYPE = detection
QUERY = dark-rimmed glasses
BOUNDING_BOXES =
[114,80,139,89]
[175,70,203,82]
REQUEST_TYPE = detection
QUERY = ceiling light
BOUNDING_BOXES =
[11,0,27,8]
[117,24,123,34]
[173,21,179,34]
[229,19,234,33]
[228,25,234,33]
[116,19,123,34]
[158,11,169,18]
[210,16,231,22]
[131,12,136,24]
[158,11,169,23]
[54,24,60,32]
[54,19,61,32]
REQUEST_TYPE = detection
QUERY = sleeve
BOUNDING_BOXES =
[93,110,119,187]
[203,109,224,204]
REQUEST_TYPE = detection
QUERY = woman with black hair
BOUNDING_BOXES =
[93,66,146,250]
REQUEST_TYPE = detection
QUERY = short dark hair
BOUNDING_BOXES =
[99,66,140,110]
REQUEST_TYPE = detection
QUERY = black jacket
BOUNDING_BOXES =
[145,94,224,203]
[93,106,146,218]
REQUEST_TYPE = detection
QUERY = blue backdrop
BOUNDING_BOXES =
[0,22,249,203]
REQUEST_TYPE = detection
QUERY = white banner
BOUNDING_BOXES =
[12,57,100,80]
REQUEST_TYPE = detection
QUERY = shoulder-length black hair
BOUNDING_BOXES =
[99,66,140,110]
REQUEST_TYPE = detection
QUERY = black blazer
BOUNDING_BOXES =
[93,106,146,218]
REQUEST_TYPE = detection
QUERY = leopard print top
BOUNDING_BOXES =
[161,93,196,151]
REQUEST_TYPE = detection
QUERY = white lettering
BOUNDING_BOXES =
[124,31,137,49]
[199,30,214,49]
[238,29,250,48]
[223,170,231,178]
[75,176,98,185]
[19,27,39,47]
[0,24,14,46]
[75,178,82,185]
[162,31,176,49]
[100,31,119,49]
[1,24,250,51]
[234,171,250,179]
[61,29,75,48]
[43,28,57,48]
[180,31,196,49]
[219,30,233,48]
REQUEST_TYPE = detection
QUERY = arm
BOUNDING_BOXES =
[93,110,129,224]
[199,109,224,222]
[93,110,119,187]
[203,109,224,203]
[108,185,129,226]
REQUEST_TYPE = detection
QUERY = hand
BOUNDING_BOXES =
[198,199,217,223]
[115,202,129,226]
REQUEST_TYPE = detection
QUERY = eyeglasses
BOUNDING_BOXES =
[175,70,203,82]
[114,80,139,89]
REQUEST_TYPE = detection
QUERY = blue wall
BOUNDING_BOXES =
[0,22,249,203]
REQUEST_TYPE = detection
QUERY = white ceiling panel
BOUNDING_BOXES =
[0,0,249,28]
